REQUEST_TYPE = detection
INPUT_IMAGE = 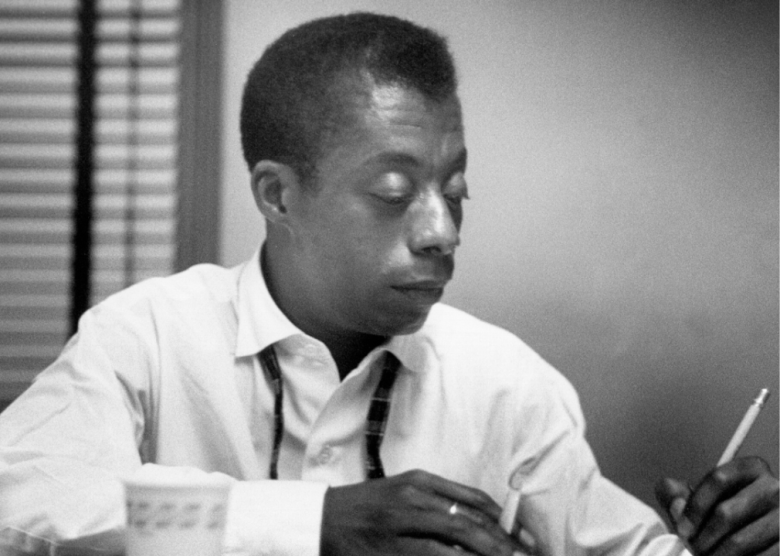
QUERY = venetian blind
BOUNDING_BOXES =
[0,0,181,399]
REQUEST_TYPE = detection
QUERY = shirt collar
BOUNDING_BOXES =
[234,247,436,374]
[382,328,434,376]
[234,248,303,358]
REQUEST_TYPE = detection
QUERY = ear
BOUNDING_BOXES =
[250,160,300,224]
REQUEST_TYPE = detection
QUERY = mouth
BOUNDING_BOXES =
[391,281,447,305]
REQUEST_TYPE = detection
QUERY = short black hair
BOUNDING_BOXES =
[240,12,458,184]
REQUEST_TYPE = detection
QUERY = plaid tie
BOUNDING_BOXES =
[258,347,401,480]
[365,351,400,479]
[258,345,284,479]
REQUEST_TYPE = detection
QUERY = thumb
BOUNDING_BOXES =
[655,478,692,533]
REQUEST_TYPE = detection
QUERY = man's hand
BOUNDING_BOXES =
[320,469,524,556]
[656,457,779,556]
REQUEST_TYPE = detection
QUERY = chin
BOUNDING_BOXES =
[375,309,431,337]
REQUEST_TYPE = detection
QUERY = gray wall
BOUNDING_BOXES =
[219,0,779,513]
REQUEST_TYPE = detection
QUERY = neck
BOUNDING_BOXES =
[326,334,386,380]
[261,243,386,379]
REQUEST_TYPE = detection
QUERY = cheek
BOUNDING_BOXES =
[299,200,410,279]
[328,231,408,294]
[305,223,381,279]
[356,219,412,264]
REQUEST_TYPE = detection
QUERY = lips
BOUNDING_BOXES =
[391,280,448,305]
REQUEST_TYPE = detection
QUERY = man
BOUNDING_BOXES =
[0,12,777,556]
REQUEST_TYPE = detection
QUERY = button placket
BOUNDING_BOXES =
[316,444,333,465]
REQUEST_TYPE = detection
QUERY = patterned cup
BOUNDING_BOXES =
[124,476,231,556]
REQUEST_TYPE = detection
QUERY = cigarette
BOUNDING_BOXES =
[671,388,770,545]
[500,486,521,534]
[716,388,770,467]
[500,469,525,534]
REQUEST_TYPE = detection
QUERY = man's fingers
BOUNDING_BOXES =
[708,508,779,556]
[655,477,693,535]
[690,478,779,555]
[389,471,496,528]
[656,477,692,507]
[431,496,489,527]
[388,537,479,556]
[410,538,478,556]
[405,469,503,521]
[322,470,524,556]
[676,456,779,556]
[394,476,522,556]
[753,542,780,556]
[410,505,521,556]
[684,458,771,534]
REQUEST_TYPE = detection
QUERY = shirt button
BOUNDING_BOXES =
[317,445,333,465]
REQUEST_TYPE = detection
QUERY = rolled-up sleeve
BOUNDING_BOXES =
[0,301,329,556]
[0,310,143,554]
[508,357,689,556]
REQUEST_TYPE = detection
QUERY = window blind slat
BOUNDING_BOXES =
[0,67,178,95]
[0,19,77,39]
[98,42,178,65]
[98,17,180,40]
[100,0,180,15]
[0,0,77,14]
[0,169,175,193]
[0,319,67,334]
[0,92,75,109]
[0,43,77,65]
[1,1,182,398]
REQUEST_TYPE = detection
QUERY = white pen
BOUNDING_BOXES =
[717,388,770,466]
[672,387,771,542]
[500,485,522,534]
[500,473,538,555]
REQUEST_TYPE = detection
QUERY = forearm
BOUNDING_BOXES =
[0,457,127,555]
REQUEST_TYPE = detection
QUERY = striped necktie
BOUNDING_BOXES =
[257,346,400,480]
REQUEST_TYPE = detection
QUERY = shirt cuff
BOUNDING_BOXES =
[223,480,328,556]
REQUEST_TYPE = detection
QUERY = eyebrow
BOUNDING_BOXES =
[368,152,421,169]
[367,148,468,173]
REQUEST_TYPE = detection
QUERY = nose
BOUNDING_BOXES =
[409,191,461,256]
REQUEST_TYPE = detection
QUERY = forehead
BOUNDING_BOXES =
[317,82,465,178]
[362,83,463,133]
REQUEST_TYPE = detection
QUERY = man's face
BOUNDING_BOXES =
[284,83,467,339]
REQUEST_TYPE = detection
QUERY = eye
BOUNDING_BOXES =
[444,193,464,207]
[376,193,413,206]
[443,173,469,206]
[370,172,414,207]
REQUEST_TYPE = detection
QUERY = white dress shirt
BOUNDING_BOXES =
[0,250,688,556]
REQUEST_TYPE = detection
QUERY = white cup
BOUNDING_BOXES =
[124,475,231,556]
